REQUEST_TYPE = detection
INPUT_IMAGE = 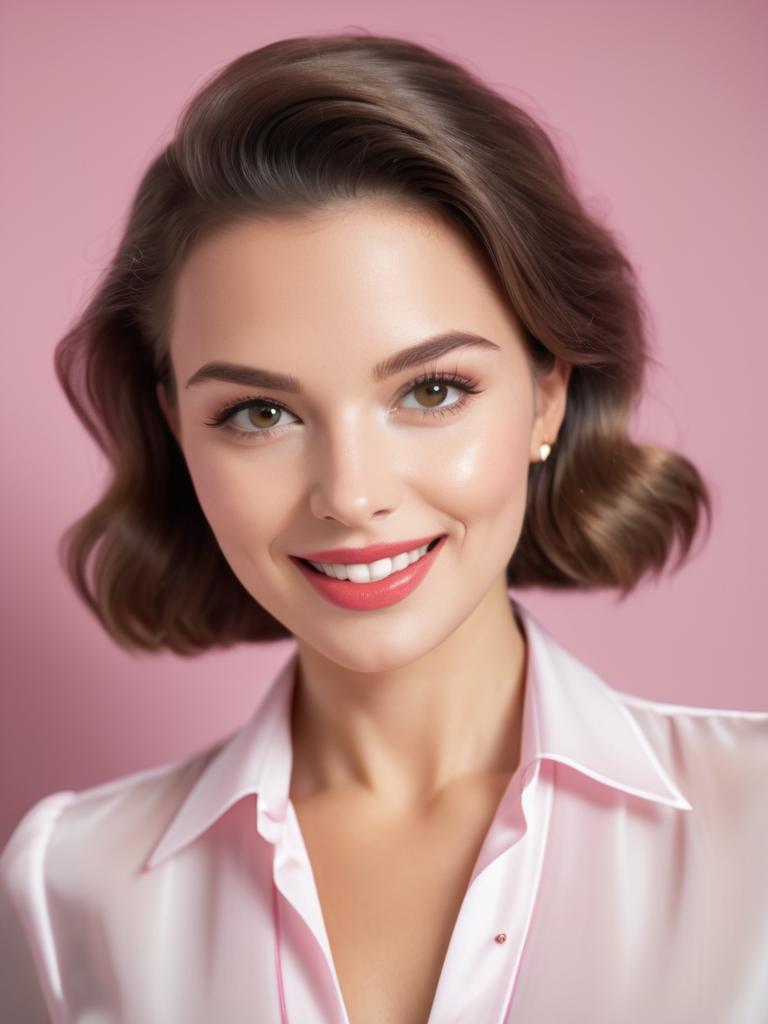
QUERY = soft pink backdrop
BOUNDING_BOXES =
[2,0,766,847]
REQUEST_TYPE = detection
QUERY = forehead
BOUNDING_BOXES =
[168,199,523,372]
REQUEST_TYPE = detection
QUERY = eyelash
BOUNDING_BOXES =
[203,370,484,443]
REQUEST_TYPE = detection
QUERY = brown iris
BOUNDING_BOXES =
[248,403,282,428]
[415,382,448,407]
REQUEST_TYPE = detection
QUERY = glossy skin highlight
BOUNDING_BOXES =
[157,199,570,808]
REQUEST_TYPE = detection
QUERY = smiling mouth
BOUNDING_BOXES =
[297,534,444,575]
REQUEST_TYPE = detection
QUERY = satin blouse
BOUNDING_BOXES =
[2,597,767,1023]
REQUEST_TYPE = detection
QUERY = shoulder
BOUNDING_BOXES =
[0,743,224,1021]
[0,738,224,909]
[613,687,768,825]
[616,686,768,753]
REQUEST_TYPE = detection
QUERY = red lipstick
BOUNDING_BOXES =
[298,533,444,565]
[290,534,448,611]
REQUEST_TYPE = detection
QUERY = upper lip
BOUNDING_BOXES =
[296,533,444,564]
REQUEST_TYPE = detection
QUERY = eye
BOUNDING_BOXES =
[204,398,299,439]
[203,369,483,443]
[398,372,481,416]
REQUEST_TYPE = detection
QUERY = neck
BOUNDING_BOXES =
[289,581,528,812]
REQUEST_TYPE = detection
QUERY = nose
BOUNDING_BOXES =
[307,414,402,526]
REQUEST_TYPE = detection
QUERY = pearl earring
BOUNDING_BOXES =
[539,441,552,462]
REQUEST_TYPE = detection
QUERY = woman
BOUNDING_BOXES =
[2,32,766,1024]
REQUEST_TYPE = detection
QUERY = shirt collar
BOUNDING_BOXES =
[143,596,691,872]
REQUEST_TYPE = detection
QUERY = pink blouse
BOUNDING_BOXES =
[2,597,767,1023]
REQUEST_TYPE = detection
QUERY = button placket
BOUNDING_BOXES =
[424,759,555,1024]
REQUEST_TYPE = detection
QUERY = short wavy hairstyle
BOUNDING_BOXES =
[54,31,713,655]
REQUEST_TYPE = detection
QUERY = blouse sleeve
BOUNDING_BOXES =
[0,791,76,1024]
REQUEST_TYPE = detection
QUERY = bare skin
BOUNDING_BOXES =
[288,628,527,1024]
[290,762,519,1024]
[157,197,569,1023]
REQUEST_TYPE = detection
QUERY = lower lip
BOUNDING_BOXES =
[291,535,447,611]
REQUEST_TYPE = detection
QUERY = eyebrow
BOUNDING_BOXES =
[184,331,501,392]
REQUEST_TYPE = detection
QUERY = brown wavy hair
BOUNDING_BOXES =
[54,31,713,655]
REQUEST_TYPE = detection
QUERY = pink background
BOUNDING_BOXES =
[2,0,766,847]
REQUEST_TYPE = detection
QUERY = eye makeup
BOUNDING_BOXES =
[202,368,484,444]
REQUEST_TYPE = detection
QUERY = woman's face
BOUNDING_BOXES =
[159,199,569,672]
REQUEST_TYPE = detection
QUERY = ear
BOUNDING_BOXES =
[529,358,571,462]
[156,379,181,445]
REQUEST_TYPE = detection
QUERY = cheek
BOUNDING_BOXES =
[181,442,296,567]
[427,404,531,526]
[180,397,531,569]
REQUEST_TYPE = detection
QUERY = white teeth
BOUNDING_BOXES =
[391,551,411,572]
[348,561,378,584]
[309,542,434,583]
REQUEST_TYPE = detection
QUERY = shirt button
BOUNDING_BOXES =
[494,933,507,944]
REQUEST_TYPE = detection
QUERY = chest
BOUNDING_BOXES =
[291,781,509,1024]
